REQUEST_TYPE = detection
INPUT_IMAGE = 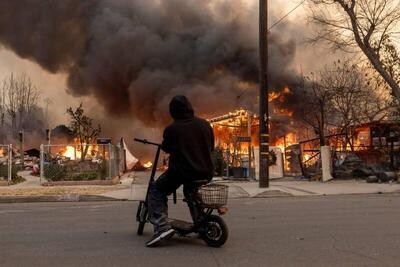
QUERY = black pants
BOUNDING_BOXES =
[148,170,183,234]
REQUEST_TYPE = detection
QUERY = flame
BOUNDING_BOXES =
[60,140,100,160]
[268,86,292,103]
[143,161,153,168]
[283,86,291,93]
[274,108,294,117]
[274,133,297,153]
[268,92,281,102]
[62,146,78,160]
[304,154,312,162]
[0,148,4,157]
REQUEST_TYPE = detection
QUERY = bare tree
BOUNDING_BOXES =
[301,60,393,150]
[299,75,334,146]
[319,60,393,150]
[308,0,400,101]
[3,73,40,137]
[359,69,396,122]
[325,61,367,150]
[67,103,101,161]
[0,80,6,143]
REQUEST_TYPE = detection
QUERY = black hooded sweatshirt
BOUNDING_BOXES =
[162,96,215,182]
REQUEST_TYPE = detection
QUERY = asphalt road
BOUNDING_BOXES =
[1,195,400,267]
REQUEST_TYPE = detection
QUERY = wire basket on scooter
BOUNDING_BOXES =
[197,184,228,209]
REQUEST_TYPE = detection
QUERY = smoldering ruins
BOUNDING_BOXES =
[0,0,301,130]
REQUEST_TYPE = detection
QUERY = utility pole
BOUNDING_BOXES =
[19,130,24,170]
[259,0,269,188]
[247,111,252,179]
[44,98,52,154]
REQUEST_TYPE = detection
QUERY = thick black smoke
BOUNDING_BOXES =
[0,0,297,128]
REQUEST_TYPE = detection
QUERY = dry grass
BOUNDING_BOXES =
[0,187,118,196]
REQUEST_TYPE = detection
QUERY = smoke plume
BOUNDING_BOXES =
[0,0,298,128]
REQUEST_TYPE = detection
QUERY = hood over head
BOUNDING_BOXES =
[169,95,194,120]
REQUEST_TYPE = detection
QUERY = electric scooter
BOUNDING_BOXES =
[134,138,229,247]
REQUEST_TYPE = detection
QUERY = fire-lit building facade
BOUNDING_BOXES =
[208,105,400,176]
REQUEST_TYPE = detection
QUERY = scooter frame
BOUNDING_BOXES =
[134,138,161,235]
[134,138,229,247]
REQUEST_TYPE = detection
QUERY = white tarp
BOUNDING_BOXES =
[123,140,138,170]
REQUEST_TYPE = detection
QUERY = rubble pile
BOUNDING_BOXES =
[334,154,366,180]
[334,153,398,183]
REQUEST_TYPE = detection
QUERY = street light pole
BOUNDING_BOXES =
[259,0,269,188]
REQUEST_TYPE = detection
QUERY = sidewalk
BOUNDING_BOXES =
[101,172,400,200]
[12,171,41,188]
[1,171,400,203]
[225,179,400,197]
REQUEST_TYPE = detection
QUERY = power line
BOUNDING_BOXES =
[268,0,306,31]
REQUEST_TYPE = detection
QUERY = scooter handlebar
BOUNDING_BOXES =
[134,138,161,147]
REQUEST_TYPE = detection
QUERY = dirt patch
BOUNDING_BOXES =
[42,177,120,186]
[253,190,293,198]
[0,180,9,186]
[0,187,118,196]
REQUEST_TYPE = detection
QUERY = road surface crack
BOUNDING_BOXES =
[329,234,384,264]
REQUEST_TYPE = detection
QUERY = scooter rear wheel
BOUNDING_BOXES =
[137,221,146,235]
[136,201,148,235]
[200,215,228,247]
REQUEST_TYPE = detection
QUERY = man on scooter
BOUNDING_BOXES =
[146,95,215,247]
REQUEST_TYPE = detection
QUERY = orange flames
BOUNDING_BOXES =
[59,140,101,160]
[62,146,77,159]
[268,92,281,102]
[268,86,291,103]
[143,161,153,168]
[274,133,297,153]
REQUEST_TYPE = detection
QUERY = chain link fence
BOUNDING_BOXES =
[40,143,123,184]
[0,144,12,184]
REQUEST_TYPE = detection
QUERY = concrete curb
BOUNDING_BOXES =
[0,194,123,203]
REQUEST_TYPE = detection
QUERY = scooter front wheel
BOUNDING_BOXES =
[200,215,228,247]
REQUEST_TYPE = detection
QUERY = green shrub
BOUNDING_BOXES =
[44,163,67,181]
[44,161,109,182]
[211,148,227,176]
[99,160,109,180]
[11,175,26,184]
[70,171,99,181]
[0,163,20,181]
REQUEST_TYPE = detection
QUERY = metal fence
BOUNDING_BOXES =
[0,144,12,183]
[40,143,123,184]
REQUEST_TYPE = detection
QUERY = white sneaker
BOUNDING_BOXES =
[146,228,175,247]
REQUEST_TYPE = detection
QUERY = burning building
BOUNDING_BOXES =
[207,83,306,178]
